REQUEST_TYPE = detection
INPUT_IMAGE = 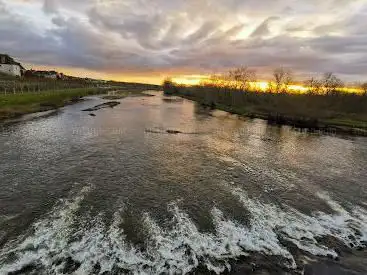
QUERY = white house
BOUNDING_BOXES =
[0,54,25,77]
[44,71,58,79]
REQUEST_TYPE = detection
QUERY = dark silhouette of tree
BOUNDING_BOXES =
[361,82,367,95]
[323,73,343,95]
[267,82,276,93]
[304,77,323,95]
[163,78,176,95]
[209,74,225,88]
[227,67,257,90]
[273,67,292,93]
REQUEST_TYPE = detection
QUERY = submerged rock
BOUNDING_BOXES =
[145,128,205,135]
[162,97,184,103]
[166,130,182,134]
[145,128,183,134]
[82,101,120,112]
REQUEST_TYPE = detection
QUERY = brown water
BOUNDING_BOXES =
[0,92,366,275]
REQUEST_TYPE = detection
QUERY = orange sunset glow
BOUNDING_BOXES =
[171,75,363,94]
[1,1,367,275]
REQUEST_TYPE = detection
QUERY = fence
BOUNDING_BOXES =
[0,78,100,95]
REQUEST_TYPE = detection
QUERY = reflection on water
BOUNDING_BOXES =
[0,92,366,274]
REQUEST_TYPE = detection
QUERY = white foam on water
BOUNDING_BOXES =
[0,185,92,274]
[1,184,366,275]
[141,202,296,274]
[212,208,295,264]
[66,209,149,275]
[0,195,294,274]
[315,193,367,245]
[230,187,367,259]
[142,204,247,274]
[0,185,153,275]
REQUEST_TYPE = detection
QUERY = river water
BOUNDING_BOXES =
[0,92,366,275]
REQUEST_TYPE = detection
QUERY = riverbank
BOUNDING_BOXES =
[164,83,367,136]
[0,88,102,120]
[0,88,366,275]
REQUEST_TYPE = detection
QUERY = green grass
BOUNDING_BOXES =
[0,78,162,120]
[164,82,367,134]
[0,88,101,120]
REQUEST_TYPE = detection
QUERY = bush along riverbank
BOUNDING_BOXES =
[0,88,104,120]
[163,81,367,136]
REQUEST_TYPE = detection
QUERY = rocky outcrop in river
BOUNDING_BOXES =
[82,101,120,112]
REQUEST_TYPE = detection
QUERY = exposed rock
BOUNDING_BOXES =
[166,130,182,134]
[145,128,205,135]
[70,96,83,103]
[162,97,184,103]
[82,101,120,112]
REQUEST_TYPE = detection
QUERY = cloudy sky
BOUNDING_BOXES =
[1,0,366,83]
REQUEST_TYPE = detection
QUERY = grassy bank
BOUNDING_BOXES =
[0,88,102,120]
[164,82,367,135]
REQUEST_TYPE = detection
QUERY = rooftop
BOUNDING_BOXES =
[0,54,25,69]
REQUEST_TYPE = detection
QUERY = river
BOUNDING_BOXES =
[0,92,366,275]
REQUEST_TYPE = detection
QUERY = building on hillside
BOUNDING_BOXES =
[0,54,25,77]
[43,71,58,79]
[25,70,64,79]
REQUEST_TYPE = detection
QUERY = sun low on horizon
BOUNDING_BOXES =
[1,0,367,85]
[1,1,367,275]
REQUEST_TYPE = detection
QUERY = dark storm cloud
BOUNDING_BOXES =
[0,1,58,60]
[1,0,367,79]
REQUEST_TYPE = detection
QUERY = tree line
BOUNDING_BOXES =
[183,67,367,95]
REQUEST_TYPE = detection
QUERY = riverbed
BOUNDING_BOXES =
[0,92,366,274]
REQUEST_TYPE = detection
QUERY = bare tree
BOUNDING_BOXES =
[304,77,323,95]
[267,81,276,93]
[361,82,367,95]
[162,78,176,95]
[227,67,256,90]
[273,67,292,93]
[323,72,343,95]
[209,74,223,87]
